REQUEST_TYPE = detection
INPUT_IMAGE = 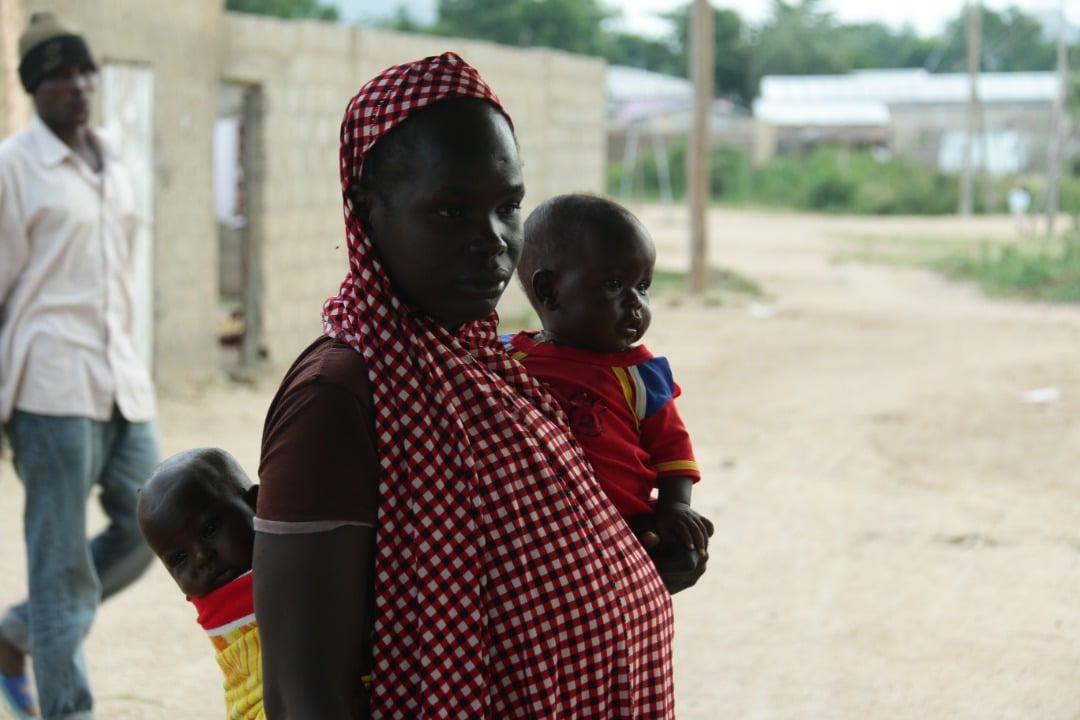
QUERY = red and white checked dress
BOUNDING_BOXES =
[323,52,675,719]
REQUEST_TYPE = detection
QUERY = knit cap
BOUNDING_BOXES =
[18,12,96,92]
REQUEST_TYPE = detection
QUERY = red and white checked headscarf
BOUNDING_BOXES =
[323,52,675,718]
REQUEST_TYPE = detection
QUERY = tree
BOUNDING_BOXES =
[368,0,1065,105]
[379,7,427,33]
[832,22,937,70]
[226,0,339,21]
[433,0,615,55]
[665,4,752,104]
[606,33,683,77]
[933,5,1056,72]
[748,0,850,92]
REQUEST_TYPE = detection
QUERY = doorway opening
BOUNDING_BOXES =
[214,83,264,376]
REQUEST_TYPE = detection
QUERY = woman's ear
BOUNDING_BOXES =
[532,268,558,310]
[347,182,375,225]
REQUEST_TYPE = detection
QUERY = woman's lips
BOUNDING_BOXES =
[457,273,510,299]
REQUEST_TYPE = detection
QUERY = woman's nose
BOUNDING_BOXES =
[468,217,508,255]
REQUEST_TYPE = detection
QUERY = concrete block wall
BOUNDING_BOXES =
[223,17,606,366]
[1,1,607,385]
[222,15,356,366]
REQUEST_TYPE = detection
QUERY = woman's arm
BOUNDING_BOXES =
[254,525,375,719]
[253,340,381,718]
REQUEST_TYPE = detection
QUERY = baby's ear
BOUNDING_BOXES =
[243,484,259,512]
[532,268,558,310]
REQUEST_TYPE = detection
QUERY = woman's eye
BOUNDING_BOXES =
[497,201,522,217]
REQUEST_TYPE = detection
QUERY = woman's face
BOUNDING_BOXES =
[361,99,525,331]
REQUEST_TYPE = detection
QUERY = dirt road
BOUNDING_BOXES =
[1,208,1077,719]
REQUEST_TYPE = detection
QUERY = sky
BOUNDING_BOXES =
[341,0,1075,39]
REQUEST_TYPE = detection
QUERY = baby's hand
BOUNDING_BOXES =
[655,503,714,554]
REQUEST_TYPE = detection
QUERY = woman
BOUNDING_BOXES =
[253,52,678,719]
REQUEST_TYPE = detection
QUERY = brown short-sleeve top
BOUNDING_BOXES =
[255,336,378,534]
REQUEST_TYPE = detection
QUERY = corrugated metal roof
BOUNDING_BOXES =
[607,65,692,103]
[759,69,1059,105]
[752,98,891,127]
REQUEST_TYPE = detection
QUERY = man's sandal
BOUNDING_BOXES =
[0,671,38,719]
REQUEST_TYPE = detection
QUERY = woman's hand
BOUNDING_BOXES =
[655,502,714,554]
[629,514,710,595]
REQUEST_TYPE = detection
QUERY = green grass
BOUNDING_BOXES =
[834,231,1080,303]
[932,234,1080,302]
[496,264,766,335]
[832,233,981,268]
[651,266,766,298]
[497,307,540,334]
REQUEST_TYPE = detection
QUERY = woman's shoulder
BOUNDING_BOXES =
[278,335,371,401]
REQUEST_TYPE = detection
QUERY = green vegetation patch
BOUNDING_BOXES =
[611,146,963,216]
[932,234,1080,302]
[832,233,984,267]
[835,232,1080,303]
[651,266,765,298]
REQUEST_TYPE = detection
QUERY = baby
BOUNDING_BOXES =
[505,193,713,578]
[136,447,263,719]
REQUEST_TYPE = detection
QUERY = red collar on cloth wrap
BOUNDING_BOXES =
[188,571,254,635]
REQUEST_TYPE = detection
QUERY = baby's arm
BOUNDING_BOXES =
[656,476,714,553]
[634,356,712,551]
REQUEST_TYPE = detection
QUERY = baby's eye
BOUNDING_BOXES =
[437,207,465,219]
[167,552,188,568]
[603,278,623,291]
[201,521,218,539]
[636,280,651,294]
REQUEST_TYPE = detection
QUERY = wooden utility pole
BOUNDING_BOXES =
[688,0,713,294]
[1044,0,1068,236]
[958,1,981,216]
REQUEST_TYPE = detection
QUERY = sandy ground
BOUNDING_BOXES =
[2,207,1079,719]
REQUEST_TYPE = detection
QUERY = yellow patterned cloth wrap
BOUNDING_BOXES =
[189,571,264,719]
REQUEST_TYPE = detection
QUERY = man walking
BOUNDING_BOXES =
[0,12,158,720]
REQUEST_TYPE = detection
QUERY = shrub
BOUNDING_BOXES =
[610,143,973,215]
[933,232,1080,302]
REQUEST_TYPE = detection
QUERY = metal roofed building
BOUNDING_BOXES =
[606,65,753,198]
[752,68,1061,175]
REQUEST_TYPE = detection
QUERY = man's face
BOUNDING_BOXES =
[33,63,95,134]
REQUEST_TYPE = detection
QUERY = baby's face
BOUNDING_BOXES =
[544,218,655,353]
[140,477,256,598]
